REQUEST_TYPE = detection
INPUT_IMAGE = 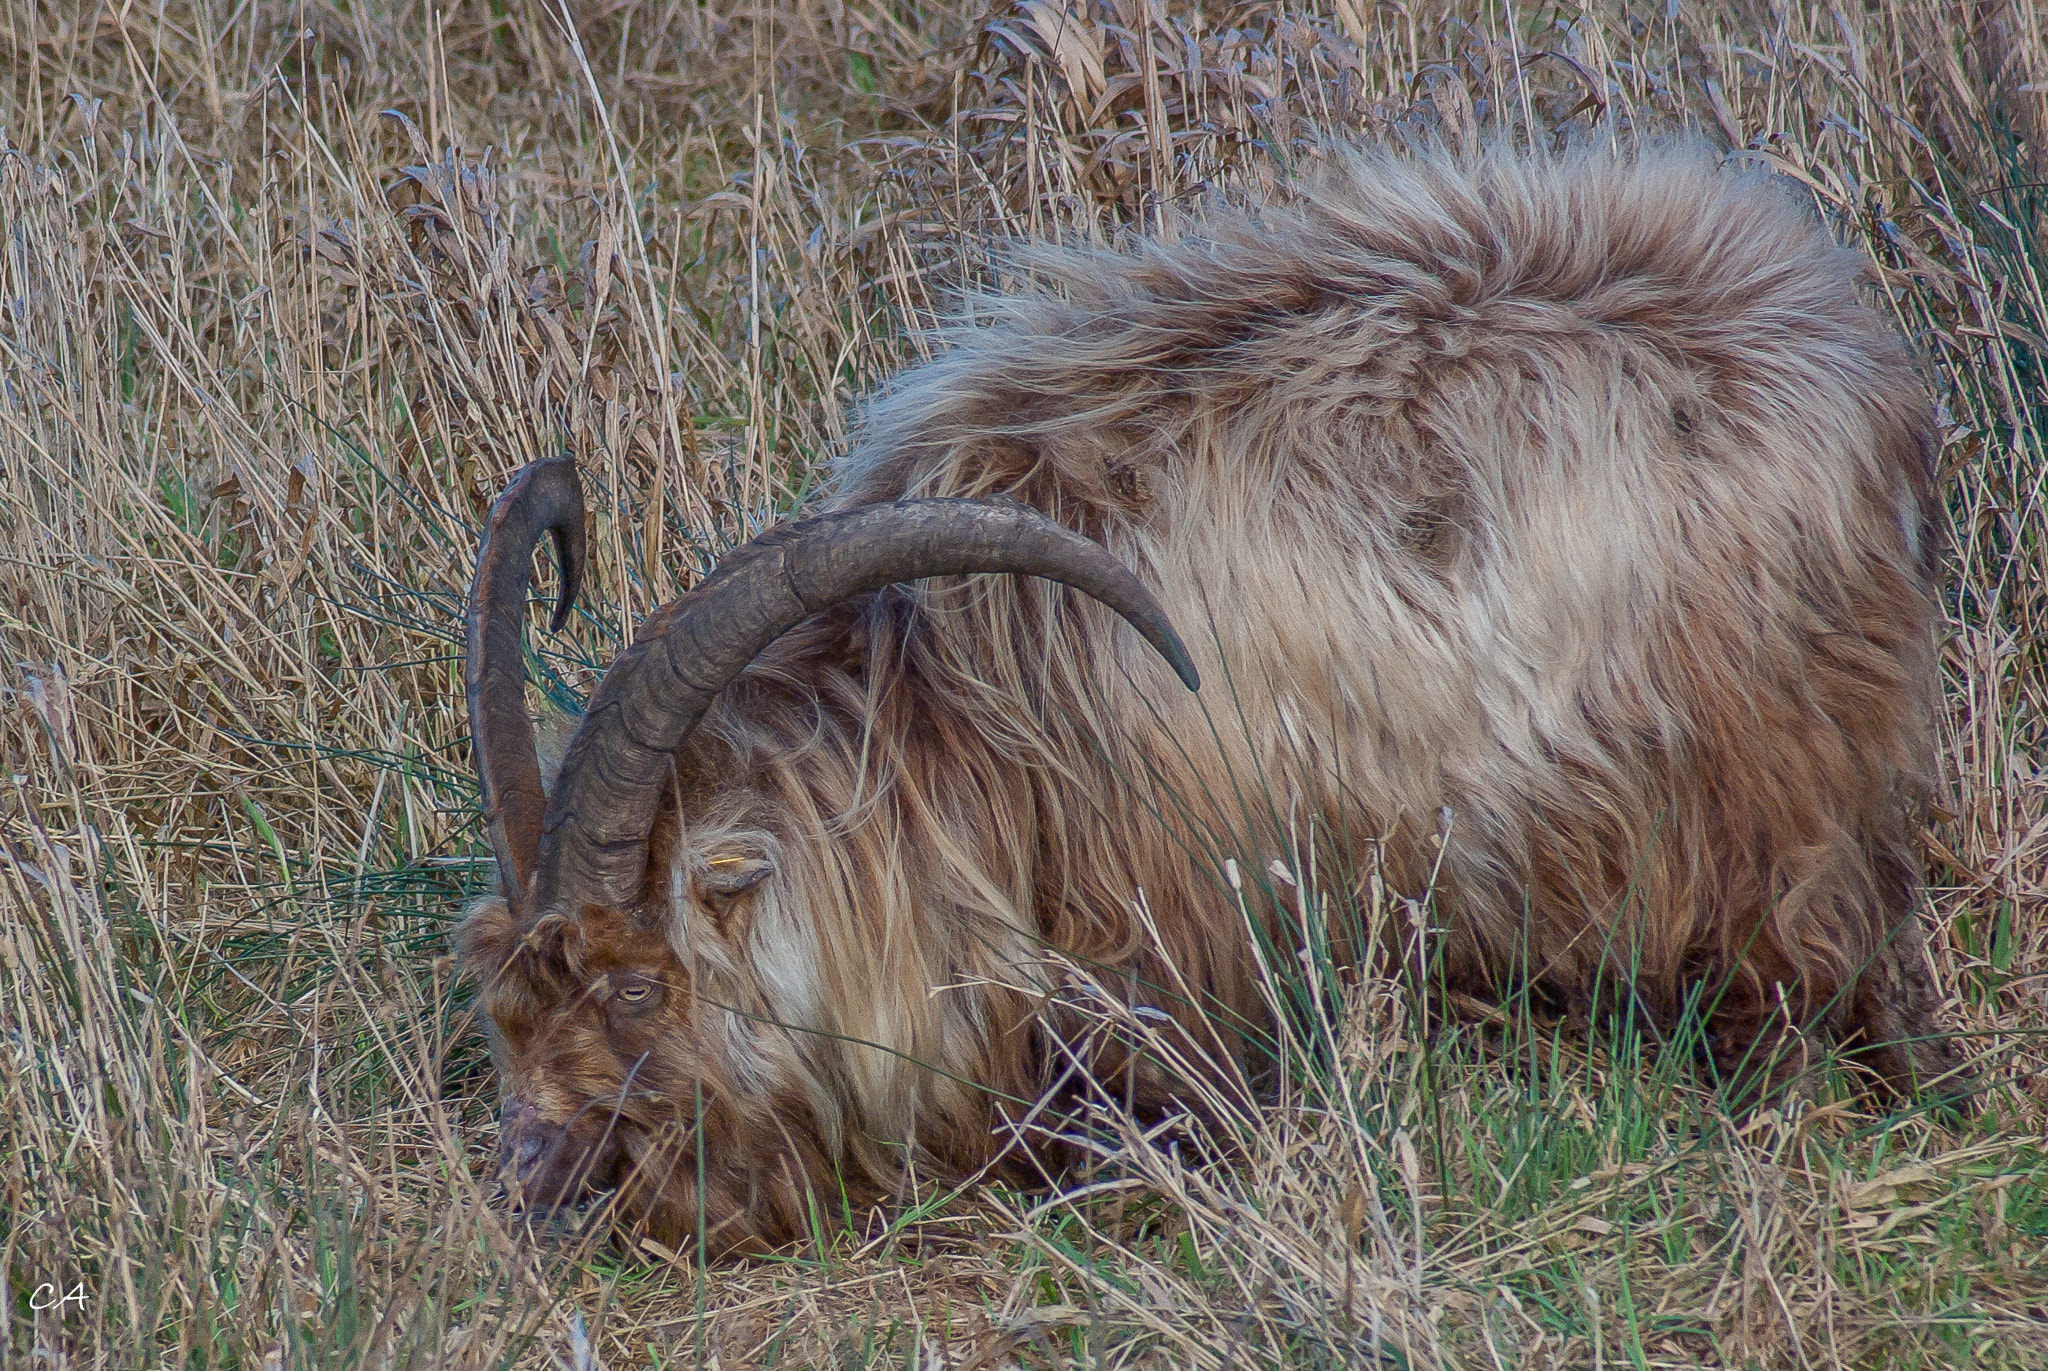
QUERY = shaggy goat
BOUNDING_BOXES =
[460,143,1965,1255]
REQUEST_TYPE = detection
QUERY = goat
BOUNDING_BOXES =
[459,142,1966,1256]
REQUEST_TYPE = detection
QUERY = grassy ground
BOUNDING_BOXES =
[1,0,2044,1366]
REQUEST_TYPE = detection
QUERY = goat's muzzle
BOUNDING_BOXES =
[496,1099,626,1214]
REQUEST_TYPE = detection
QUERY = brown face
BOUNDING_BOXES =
[459,899,696,1226]
[457,890,819,1256]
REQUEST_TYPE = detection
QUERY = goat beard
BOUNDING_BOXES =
[607,1088,846,1257]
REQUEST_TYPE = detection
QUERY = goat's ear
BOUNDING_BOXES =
[693,857,774,923]
[456,896,548,1044]
[457,895,518,973]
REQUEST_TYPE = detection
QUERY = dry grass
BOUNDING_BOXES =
[1,0,2044,1366]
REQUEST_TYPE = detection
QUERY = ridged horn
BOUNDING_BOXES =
[466,457,587,914]
[537,498,1199,912]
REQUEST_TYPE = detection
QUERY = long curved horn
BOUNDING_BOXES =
[537,498,1199,912]
[466,457,587,913]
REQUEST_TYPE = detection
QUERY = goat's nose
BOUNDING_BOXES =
[497,1102,561,1181]
[512,1132,546,1179]
[495,1101,598,1211]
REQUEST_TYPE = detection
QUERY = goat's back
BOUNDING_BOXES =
[828,144,1937,1036]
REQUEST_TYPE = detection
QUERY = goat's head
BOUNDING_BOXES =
[457,457,1198,1253]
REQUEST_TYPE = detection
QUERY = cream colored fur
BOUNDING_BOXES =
[478,139,1962,1254]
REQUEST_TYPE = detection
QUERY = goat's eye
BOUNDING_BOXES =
[616,981,655,1006]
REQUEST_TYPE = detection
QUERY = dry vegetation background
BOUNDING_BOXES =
[1,0,2045,1366]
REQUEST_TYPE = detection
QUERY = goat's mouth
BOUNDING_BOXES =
[496,1100,630,1216]
[491,1087,800,1257]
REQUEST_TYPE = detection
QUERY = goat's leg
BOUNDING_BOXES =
[1841,908,1976,1107]
[1701,973,1827,1111]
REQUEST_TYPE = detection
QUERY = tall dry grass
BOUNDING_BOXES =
[1,0,2043,1367]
